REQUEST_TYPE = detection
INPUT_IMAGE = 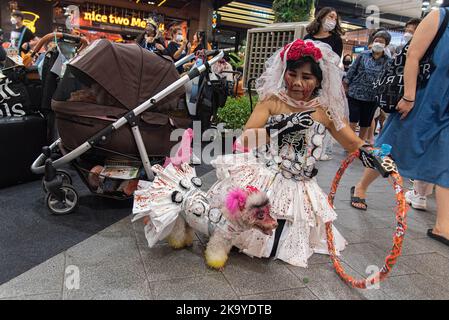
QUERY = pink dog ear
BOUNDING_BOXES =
[225,188,247,218]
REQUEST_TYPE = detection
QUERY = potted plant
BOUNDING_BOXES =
[216,95,258,154]
[272,0,316,23]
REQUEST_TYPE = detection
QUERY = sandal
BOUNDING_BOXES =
[350,186,368,211]
[427,229,449,247]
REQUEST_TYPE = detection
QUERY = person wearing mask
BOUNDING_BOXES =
[396,18,422,55]
[354,7,449,247]
[343,31,391,142]
[166,27,189,73]
[136,19,166,54]
[304,7,344,57]
[189,31,211,54]
[342,54,353,73]
[9,10,38,55]
[182,30,212,72]
[351,19,425,212]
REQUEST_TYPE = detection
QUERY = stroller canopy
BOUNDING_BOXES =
[68,39,182,111]
[52,39,189,157]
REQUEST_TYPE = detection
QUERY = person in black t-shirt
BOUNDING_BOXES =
[9,10,38,55]
[136,19,166,54]
[165,27,189,73]
[304,7,344,58]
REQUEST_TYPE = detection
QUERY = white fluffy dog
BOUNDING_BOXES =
[133,163,277,270]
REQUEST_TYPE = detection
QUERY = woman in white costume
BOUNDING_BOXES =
[208,39,376,267]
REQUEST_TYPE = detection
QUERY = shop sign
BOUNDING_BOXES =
[82,11,147,28]
[0,78,27,117]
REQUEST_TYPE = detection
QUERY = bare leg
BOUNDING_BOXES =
[358,127,370,142]
[433,186,449,239]
[378,111,386,133]
[352,168,381,209]
[414,180,434,197]
[367,119,376,145]
[350,122,358,132]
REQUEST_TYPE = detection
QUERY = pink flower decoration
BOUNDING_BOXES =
[280,39,322,63]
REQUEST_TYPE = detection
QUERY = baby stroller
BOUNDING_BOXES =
[31,38,224,215]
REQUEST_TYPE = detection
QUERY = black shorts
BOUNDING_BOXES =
[348,97,378,128]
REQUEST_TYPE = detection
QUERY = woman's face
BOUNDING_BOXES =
[193,33,199,42]
[284,63,319,101]
[174,30,183,42]
[325,11,338,23]
[373,37,387,46]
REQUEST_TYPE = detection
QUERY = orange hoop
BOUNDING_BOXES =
[326,150,409,289]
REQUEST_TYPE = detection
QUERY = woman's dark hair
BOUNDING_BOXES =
[135,23,157,45]
[171,27,182,37]
[286,56,323,96]
[193,31,207,52]
[405,18,422,29]
[306,7,344,36]
[343,54,353,62]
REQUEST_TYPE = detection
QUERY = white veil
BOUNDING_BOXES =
[255,40,349,130]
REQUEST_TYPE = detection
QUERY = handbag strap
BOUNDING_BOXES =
[17,26,28,51]
[423,8,449,60]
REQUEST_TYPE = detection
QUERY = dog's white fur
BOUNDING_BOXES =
[166,190,274,270]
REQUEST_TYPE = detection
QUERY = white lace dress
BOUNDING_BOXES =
[208,112,347,267]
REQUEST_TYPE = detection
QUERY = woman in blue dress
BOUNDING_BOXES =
[368,8,449,246]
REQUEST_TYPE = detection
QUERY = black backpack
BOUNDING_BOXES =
[374,8,449,113]
[196,73,228,130]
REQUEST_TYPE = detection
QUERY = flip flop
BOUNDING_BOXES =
[350,186,368,211]
[427,229,449,247]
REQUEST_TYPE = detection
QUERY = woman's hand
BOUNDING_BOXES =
[396,98,415,120]
[155,43,165,51]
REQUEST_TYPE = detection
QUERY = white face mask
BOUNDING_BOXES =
[11,17,17,25]
[323,19,337,32]
[176,34,183,42]
[403,32,413,43]
[372,42,386,53]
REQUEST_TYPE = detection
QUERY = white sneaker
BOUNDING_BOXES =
[320,154,333,161]
[405,190,427,210]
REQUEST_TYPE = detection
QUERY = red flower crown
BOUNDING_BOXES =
[280,39,323,63]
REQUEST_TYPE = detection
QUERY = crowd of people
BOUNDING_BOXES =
[1,2,448,270]
[305,6,449,249]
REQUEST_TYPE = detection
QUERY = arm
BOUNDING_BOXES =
[327,119,365,153]
[324,114,396,176]
[173,40,188,60]
[396,9,440,119]
[240,101,272,149]
[343,54,361,85]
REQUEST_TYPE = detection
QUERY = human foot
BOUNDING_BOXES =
[350,185,368,211]
[405,190,427,211]
[427,229,449,247]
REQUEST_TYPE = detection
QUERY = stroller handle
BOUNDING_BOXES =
[174,48,234,69]
[31,33,89,58]
[31,50,225,176]
[174,53,195,68]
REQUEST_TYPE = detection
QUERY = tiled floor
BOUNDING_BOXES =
[1,147,448,300]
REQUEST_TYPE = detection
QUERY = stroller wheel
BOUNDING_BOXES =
[46,185,79,215]
[57,170,73,185]
[42,170,73,193]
